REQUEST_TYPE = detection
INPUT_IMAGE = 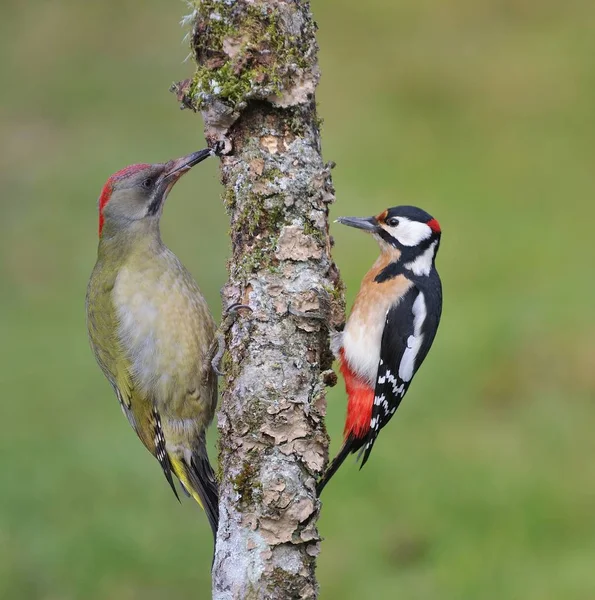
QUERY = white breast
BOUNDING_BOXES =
[341,262,413,387]
[342,311,385,386]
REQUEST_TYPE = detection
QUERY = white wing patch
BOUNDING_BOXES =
[398,292,427,382]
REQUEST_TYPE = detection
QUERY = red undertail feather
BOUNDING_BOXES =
[339,349,374,440]
[316,351,375,496]
[98,163,150,236]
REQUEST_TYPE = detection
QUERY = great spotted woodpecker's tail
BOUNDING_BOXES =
[316,434,365,495]
[317,351,375,495]
[170,449,219,542]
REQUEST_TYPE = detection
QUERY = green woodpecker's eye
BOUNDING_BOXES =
[387,217,399,227]
[142,177,154,190]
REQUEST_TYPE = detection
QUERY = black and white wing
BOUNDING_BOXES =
[359,276,442,467]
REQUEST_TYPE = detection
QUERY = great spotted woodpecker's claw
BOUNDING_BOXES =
[202,304,252,382]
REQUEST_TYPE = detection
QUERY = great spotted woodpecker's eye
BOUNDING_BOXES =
[387,217,399,227]
[141,177,154,190]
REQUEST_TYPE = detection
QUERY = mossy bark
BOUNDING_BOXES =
[178,1,344,598]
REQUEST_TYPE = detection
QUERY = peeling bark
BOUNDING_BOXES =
[177,1,344,598]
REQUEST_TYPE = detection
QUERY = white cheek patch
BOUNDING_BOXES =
[398,292,427,382]
[385,217,432,247]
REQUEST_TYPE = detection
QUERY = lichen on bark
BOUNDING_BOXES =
[176,1,344,598]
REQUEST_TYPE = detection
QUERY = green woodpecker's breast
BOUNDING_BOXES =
[113,247,215,400]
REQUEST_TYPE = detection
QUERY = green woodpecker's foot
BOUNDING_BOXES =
[202,303,252,382]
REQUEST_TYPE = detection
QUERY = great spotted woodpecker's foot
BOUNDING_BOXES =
[202,303,252,382]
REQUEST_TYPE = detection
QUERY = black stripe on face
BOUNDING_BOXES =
[146,179,171,216]
[376,227,398,247]
[146,195,162,216]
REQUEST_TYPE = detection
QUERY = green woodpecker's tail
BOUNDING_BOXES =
[170,451,219,542]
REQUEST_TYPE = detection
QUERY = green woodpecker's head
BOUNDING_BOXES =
[97,148,213,237]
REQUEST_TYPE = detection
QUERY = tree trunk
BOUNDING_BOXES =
[176,1,344,598]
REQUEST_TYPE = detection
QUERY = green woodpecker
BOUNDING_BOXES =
[86,148,219,539]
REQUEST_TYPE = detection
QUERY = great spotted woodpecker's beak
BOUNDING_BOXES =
[163,148,213,182]
[335,215,380,233]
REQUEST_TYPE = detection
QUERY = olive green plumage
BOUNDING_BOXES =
[85,150,219,538]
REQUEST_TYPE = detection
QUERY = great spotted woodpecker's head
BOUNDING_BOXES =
[97,148,212,237]
[336,205,441,271]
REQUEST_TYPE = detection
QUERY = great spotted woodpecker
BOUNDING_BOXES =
[317,206,442,494]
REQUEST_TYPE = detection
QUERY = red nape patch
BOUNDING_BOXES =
[427,218,441,233]
[97,163,150,236]
[339,349,374,440]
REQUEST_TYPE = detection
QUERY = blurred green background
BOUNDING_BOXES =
[1,0,594,598]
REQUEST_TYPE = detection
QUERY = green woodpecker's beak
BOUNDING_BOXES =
[163,148,213,181]
[335,215,380,233]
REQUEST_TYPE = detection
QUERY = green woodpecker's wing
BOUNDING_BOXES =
[86,268,179,500]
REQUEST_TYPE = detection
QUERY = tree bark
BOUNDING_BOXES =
[176,1,344,598]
